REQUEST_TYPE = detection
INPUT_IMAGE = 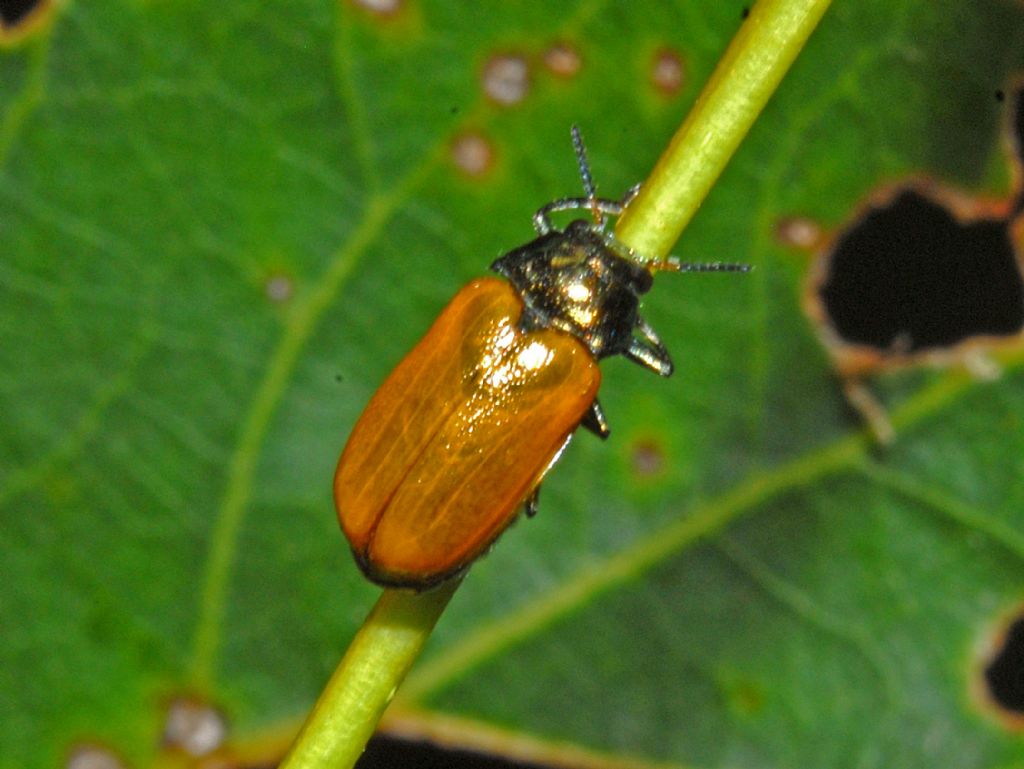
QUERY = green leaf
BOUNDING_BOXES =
[3,2,1023,768]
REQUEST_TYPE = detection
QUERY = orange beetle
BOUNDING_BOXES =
[334,127,747,589]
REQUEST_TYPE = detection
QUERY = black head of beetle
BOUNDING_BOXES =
[491,217,673,377]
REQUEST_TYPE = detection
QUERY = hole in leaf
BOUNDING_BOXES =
[358,734,554,769]
[0,0,41,27]
[817,187,1023,355]
[984,614,1024,715]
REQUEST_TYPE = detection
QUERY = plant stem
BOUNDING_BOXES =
[282,1,833,766]
[279,581,460,769]
[615,0,833,259]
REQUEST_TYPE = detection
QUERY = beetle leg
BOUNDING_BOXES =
[624,317,674,377]
[533,196,627,235]
[524,486,541,518]
[621,182,642,205]
[524,432,574,518]
[532,183,642,235]
[580,398,611,439]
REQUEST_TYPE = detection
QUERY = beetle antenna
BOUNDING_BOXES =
[571,124,603,228]
[661,258,752,273]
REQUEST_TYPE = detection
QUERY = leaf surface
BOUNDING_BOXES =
[3,2,1024,767]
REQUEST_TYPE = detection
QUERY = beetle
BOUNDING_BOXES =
[334,127,747,589]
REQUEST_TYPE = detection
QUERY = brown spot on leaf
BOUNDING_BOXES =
[450,131,496,178]
[542,41,582,79]
[264,273,294,304]
[66,744,125,769]
[651,48,686,97]
[162,697,228,757]
[630,437,666,478]
[481,53,530,106]
[723,675,764,715]
[775,215,824,250]
[350,0,402,17]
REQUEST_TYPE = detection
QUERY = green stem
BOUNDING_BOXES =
[279,582,459,769]
[281,1,833,766]
[615,0,833,258]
